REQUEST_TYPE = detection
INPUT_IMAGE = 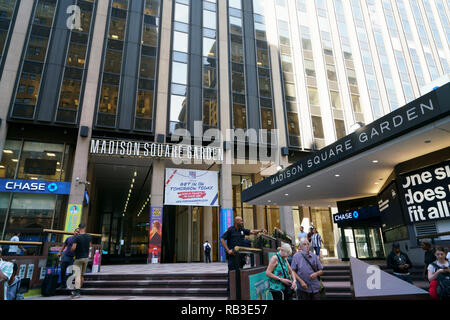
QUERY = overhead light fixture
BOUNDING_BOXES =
[134,171,137,177]
[374,182,379,185]
[46,153,56,157]
[335,174,340,177]
[277,165,283,171]
[372,160,379,163]
[285,194,289,196]
[11,159,18,162]
[3,150,13,154]
[268,200,271,203]
[306,185,311,188]
[0,165,4,169]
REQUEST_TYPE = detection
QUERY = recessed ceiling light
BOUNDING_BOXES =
[11,159,18,162]
[285,194,289,196]
[335,174,340,177]
[46,153,56,157]
[372,160,379,163]
[306,185,311,188]
[3,150,13,154]
[375,182,379,185]
[268,200,271,203]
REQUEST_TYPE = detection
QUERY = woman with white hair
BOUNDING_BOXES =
[265,243,298,300]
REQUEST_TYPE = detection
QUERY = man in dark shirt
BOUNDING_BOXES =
[70,223,92,298]
[421,240,435,281]
[221,216,266,298]
[386,242,413,284]
[58,228,79,289]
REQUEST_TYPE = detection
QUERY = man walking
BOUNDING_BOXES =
[220,217,266,298]
[70,223,92,298]
[297,226,308,244]
[58,228,80,289]
[203,240,212,263]
[386,242,413,284]
[311,228,323,257]
[8,232,26,256]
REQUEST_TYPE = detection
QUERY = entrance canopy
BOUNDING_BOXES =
[242,83,450,207]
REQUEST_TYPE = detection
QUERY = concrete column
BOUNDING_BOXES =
[279,206,295,243]
[0,1,34,160]
[150,160,165,208]
[218,0,233,211]
[67,0,109,207]
[264,0,289,168]
[255,206,265,230]
[153,0,173,136]
[203,206,213,244]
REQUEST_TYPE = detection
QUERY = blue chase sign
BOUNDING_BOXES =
[0,179,71,195]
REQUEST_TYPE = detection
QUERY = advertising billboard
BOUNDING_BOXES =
[164,169,219,207]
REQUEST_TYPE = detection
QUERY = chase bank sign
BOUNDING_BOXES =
[0,179,71,195]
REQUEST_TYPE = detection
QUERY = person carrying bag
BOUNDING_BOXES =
[265,243,297,300]
[301,252,326,299]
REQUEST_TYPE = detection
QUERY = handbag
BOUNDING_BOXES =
[276,253,296,300]
[301,253,326,298]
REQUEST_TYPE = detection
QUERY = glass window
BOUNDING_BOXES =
[173,31,188,52]
[233,103,246,129]
[172,62,188,84]
[334,119,346,139]
[312,116,324,139]
[174,3,189,23]
[261,108,274,129]
[17,142,64,181]
[203,99,218,127]
[203,37,216,57]
[140,56,156,79]
[258,77,271,98]
[99,85,119,114]
[231,42,244,63]
[203,10,216,30]
[287,112,300,136]
[142,24,158,46]
[136,90,154,118]
[104,50,123,74]
[330,91,341,109]
[66,44,87,68]
[170,95,188,123]
[203,67,216,88]
[0,140,21,179]
[308,87,319,105]
[58,79,81,109]
[109,18,126,40]
[232,71,245,93]
[145,0,160,16]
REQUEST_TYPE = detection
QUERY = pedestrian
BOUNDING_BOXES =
[297,226,308,244]
[291,239,324,300]
[311,228,323,257]
[386,242,413,284]
[203,240,212,263]
[70,223,92,299]
[58,228,80,289]
[220,216,266,298]
[307,227,314,252]
[6,262,23,300]
[428,247,450,300]
[0,247,14,300]
[420,240,435,281]
[8,232,26,256]
[265,243,297,300]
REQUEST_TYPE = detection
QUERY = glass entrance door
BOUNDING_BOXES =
[342,227,385,260]
[354,228,370,259]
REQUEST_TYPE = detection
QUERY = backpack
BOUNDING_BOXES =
[432,263,450,299]
[204,244,211,254]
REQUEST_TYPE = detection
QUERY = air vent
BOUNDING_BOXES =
[415,221,438,237]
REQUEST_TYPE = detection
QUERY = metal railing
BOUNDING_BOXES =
[233,246,262,300]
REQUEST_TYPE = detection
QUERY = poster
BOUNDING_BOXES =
[63,204,82,241]
[248,272,273,300]
[18,264,26,279]
[148,207,163,264]
[26,264,34,279]
[164,169,219,206]
[220,208,233,262]
[398,160,450,223]
[40,267,46,280]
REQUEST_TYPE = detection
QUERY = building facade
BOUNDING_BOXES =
[0,0,449,263]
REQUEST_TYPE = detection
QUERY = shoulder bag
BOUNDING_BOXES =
[301,253,326,298]
[276,253,296,300]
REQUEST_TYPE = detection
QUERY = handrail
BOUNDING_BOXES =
[43,229,102,237]
[0,240,43,246]
[416,231,450,239]
[258,234,276,241]
[233,246,262,253]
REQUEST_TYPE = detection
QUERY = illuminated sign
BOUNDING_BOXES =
[0,179,71,194]
[333,206,381,225]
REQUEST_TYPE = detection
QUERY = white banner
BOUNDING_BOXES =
[164,169,219,207]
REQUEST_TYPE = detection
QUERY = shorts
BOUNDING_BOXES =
[74,258,89,277]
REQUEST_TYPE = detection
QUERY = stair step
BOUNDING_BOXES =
[321,275,351,281]
[76,288,228,296]
[322,281,352,293]
[83,280,227,288]
[325,292,353,300]
[84,274,228,281]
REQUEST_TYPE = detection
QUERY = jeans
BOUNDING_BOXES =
[394,273,413,284]
[313,247,321,256]
[205,253,211,263]
[60,255,74,288]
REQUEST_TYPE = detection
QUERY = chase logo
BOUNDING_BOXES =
[47,183,58,192]
[353,211,359,219]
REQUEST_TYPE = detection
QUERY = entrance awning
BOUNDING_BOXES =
[241,83,450,207]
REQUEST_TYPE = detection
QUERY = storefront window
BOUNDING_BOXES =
[310,207,336,257]
[16,142,65,181]
[267,206,280,234]
[5,193,56,234]
[0,139,21,178]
